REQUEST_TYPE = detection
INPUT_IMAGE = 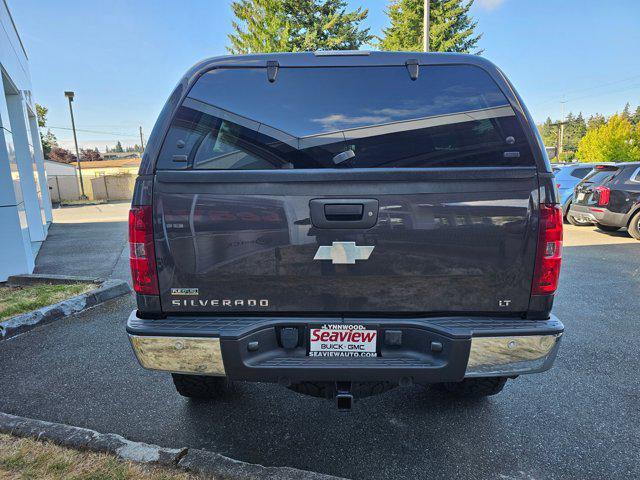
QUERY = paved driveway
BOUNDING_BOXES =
[34,202,130,281]
[1,225,638,479]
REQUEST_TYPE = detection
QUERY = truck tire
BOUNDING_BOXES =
[439,377,508,398]
[595,223,620,232]
[172,374,232,399]
[628,211,640,240]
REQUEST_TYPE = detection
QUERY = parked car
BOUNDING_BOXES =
[569,162,640,239]
[554,163,595,225]
[126,52,564,409]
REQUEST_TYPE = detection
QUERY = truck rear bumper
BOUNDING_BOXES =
[127,311,563,383]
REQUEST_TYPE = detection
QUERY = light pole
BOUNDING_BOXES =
[65,91,86,199]
[423,0,430,52]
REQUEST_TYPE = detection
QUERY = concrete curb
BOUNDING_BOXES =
[7,274,100,286]
[178,448,344,479]
[0,279,131,340]
[0,412,184,466]
[0,412,345,480]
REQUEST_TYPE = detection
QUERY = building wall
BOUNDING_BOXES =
[0,1,51,281]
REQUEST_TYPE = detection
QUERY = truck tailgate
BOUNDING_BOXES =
[154,167,538,314]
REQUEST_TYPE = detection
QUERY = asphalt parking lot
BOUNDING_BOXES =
[1,214,639,479]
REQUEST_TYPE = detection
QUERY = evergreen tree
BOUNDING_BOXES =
[283,0,372,51]
[621,102,632,121]
[114,141,124,153]
[227,0,291,54]
[587,113,606,130]
[633,106,640,125]
[563,112,587,153]
[537,117,557,148]
[379,0,482,53]
[227,0,371,53]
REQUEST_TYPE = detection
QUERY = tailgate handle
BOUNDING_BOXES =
[310,199,378,229]
[324,203,363,220]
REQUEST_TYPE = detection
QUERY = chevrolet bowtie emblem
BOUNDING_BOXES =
[313,242,374,264]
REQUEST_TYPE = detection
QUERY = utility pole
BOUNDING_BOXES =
[64,91,86,199]
[423,0,430,52]
[550,121,569,162]
[139,126,145,153]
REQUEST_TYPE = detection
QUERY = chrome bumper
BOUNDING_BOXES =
[129,330,562,380]
[129,335,226,376]
[464,333,562,378]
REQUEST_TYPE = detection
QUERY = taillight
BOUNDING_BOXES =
[129,206,159,295]
[594,186,610,206]
[532,204,563,295]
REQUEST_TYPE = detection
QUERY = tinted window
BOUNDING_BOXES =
[570,167,592,179]
[581,168,619,185]
[157,65,534,170]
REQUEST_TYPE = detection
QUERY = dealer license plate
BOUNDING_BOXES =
[309,324,377,357]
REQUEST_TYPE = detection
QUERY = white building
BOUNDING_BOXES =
[0,1,52,281]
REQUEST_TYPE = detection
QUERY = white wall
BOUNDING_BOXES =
[0,1,49,281]
[45,159,76,176]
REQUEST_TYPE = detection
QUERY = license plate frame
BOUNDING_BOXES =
[308,324,378,358]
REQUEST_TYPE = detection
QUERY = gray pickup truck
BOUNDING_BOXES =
[126,51,564,409]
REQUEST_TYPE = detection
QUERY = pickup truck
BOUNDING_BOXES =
[126,51,564,410]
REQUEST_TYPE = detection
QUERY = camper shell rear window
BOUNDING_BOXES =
[156,65,535,170]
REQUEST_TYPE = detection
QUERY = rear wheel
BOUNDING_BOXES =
[595,223,620,232]
[438,377,508,398]
[567,214,591,226]
[628,211,640,240]
[172,374,232,399]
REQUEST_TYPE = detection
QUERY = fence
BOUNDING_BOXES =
[90,173,136,201]
[47,175,81,203]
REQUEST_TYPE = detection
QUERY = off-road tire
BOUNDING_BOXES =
[288,381,395,399]
[172,374,232,399]
[595,223,620,232]
[628,211,640,240]
[567,214,591,226]
[439,377,508,398]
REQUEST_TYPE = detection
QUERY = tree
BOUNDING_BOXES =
[227,0,372,54]
[41,130,58,158]
[576,114,640,163]
[632,105,640,125]
[35,104,48,128]
[48,147,77,164]
[227,0,291,54]
[563,112,587,153]
[80,148,102,162]
[378,0,482,53]
[283,0,372,51]
[621,102,632,121]
[34,103,58,158]
[537,117,557,148]
[114,141,124,153]
[587,113,606,130]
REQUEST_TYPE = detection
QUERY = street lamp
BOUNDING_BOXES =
[64,91,86,199]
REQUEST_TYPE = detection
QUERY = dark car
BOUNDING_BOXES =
[126,52,564,409]
[568,162,640,239]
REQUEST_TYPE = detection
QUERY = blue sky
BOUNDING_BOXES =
[10,0,640,150]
